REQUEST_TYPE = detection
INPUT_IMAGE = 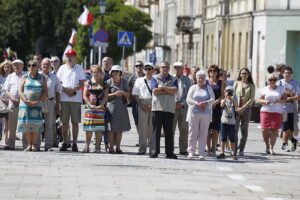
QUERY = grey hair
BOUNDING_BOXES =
[196,70,207,78]
[50,56,60,62]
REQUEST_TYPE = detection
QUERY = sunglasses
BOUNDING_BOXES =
[145,68,153,71]
[135,64,143,68]
[209,70,217,73]
[269,79,277,82]
[112,70,120,73]
[28,64,37,68]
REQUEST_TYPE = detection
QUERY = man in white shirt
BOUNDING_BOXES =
[132,63,153,155]
[3,59,26,150]
[41,58,62,151]
[57,49,86,152]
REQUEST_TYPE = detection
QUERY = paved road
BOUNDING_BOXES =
[0,108,299,200]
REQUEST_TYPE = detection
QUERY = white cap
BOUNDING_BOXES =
[173,61,183,67]
[144,62,154,67]
[12,59,24,64]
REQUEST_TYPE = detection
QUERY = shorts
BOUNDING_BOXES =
[221,123,235,143]
[283,113,294,132]
[260,112,282,129]
[60,101,81,124]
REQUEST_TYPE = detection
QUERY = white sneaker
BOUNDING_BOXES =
[187,153,193,159]
[199,155,205,160]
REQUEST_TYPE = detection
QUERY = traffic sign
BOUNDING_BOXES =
[94,29,108,42]
[150,51,157,65]
[117,31,133,47]
[94,41,108,48]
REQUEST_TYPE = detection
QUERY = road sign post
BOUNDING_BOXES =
[117,31,134,69]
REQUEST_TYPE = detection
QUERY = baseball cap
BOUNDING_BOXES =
[144,63,154,68]
[65,49,77,56]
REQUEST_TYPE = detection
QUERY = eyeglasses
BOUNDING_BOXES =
[209,70,217,73]
[145,68,153,71]
[135,64,143,68]
[28,64,37,68]
[51,60,59,63]
[269,79,277,82]
[112,70,120,73]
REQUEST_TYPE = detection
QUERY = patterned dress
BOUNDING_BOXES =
[107,78,131,132]
[83,80,106,132]
[17,73,44,133]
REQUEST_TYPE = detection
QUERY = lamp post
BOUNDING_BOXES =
[98,0,106,65]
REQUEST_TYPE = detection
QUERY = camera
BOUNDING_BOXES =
[227,91,233,96]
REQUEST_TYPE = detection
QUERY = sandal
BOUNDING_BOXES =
[82,147,89,153]
[116,149,123,154]
[93,148,100,153]
[24,146,32,152]
[109,148,115,154]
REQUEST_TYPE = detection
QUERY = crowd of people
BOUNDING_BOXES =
[0,49,299,160]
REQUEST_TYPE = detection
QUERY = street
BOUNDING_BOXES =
[0,108,299,200]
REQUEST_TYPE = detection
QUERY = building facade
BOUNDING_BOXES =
[126,0,300,88]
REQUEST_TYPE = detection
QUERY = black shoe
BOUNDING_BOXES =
[72,144,78,152]
[60,143,68,151]
[149,154,158,158]
[115,149,123,154]
[3,146,12,150]
[67,143,71,148]
[52,143,59,148]
[166,154,178,159]
[138,152,146,155]
[180,151,188,156]
[217,153,225,159]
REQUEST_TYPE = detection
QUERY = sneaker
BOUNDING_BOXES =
[281,144,288,150]
[238,151,244,156]
[187,153,194,159]
[166,154,177,159]
[199,155,205,160]
[52,142,59,148]
[72,144,78,152]
[217,153,225,159]
[60,143,68,151]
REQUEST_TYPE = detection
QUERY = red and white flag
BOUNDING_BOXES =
[63,28,77,62]
[77,5,93,25]
[68,28,77,46]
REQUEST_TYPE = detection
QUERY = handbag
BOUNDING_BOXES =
[41,99,49,113]
[0,100,11,113]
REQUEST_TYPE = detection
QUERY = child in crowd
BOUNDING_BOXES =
[218,86,238,160]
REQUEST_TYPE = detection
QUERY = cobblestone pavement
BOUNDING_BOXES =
[0,108,299,200]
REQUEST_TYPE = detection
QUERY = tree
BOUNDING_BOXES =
[0,0,152,65]
[75,0,152,65]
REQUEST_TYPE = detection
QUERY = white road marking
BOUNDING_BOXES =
[244,185,264,192]
[263,198,283,200]
[217,166,233,172]
[227,174,246,181]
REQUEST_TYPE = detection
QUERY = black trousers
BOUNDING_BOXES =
[150,111,175,156]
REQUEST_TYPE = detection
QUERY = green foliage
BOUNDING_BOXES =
[0,0,152,65]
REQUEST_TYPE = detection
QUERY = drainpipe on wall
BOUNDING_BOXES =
[201,0,206,69]
[249,0,256,73]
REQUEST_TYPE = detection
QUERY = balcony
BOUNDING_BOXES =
[176,16,194,33]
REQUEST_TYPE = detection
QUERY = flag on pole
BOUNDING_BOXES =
[62,28,77,62]
[77,5,93,25]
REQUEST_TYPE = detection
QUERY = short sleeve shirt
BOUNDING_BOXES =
[132,77,152,100]
[260,86,284,114]
[57,64,86,103]
[43,72,62,99]
[277,79,300,113]
[3,71,26,99]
